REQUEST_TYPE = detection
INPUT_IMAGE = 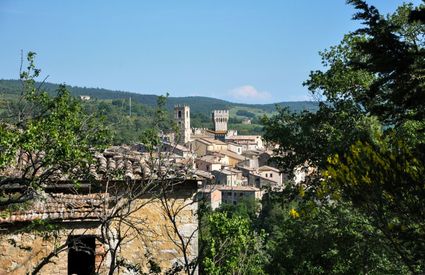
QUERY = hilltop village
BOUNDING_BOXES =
[170,105,306,209]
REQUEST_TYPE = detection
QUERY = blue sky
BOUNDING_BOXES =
[0,1,421,103]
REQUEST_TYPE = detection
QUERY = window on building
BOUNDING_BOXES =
[68,235,96,275]
[178,110,182,118]
[270,173,273,177]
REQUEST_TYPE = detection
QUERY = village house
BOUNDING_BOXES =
[225,135,264,150]
[198,185,262,210]
[241,118,252,125]
[195,154,227,172]
[211,168,243,186]
[0,146,203,275]
[189,137,228,157]
[79,95,91,101]
[162,142,193,159]
[217,149,246,167]
[257,165,283,185]
[239,150,260,169]
[227,142,243,155]
[248,173,280,190]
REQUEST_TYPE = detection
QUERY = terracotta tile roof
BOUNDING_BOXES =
[0,145,204,182]
[218,150,246,161]
[0,146,208,224]
[226,135,260,140]
[0,193,107,224]
[199,137,227,145]
[258,165,280,173]
[199,184,260,192]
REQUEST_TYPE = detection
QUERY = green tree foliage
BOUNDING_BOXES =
[0,79,319,117]
[260,191,409,274]
[348,1,425,124]
[236,110,256,118]
[261,1,425,273]
[261,102,381,176]
[0,52,109,204]
[324,138,425,272]
[201,211,265,275]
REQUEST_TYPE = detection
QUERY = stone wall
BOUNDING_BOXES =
[117,190,199,273]
[0,225,104,275]
[0,187,198,274]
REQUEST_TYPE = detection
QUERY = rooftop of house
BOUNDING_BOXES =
[227,142,243,147]
[212,169,237,176]
[199,185,260,193]
[250,172,280,184]
[258,165,281,173]
[200,137,227,145]
[190,133,214,140]
[0,145,207,183]
[218,149,246,161]
[196,155,222,164]
[227,168,243,174]
[226,135,260,140]
[0,192,107,224]
[243,149,263,156]
[193,169,214,180]
[236,165,256,171]
[162,142,190,152]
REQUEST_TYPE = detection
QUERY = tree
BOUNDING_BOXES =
[259,190,409,274]
[0,52,109,206]
[200,211,265,275]
[261,1,425,273]
[323,138,425,272]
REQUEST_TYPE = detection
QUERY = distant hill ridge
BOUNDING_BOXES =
[0,79,318,114]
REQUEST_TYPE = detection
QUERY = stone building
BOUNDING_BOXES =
[211,110,229,141]
[0,146,202,274]
[225,135,264,150]
[212,110,229,132]
[211,168,243,186]
[199,185,262,209]
[189,137,228,157]
[257,165,283,185]
[174,105,191,145]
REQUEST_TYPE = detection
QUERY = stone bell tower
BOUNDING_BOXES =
[174,105,191,144]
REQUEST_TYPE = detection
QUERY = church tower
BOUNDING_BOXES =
[174,105,191,144]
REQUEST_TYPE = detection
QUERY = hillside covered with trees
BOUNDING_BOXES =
[0,79,318,115]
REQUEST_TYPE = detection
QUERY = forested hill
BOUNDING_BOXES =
[0,79,318,114]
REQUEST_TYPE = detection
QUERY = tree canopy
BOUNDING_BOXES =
[261,1,425,273]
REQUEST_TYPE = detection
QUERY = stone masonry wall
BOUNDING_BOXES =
[0,225,104,275]
[0,188,198,274]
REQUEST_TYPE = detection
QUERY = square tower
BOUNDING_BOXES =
[212,110,229,132]
[174,105,191,144]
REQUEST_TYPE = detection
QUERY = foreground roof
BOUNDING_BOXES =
[0,193,107,224]
[0,145,208,182]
